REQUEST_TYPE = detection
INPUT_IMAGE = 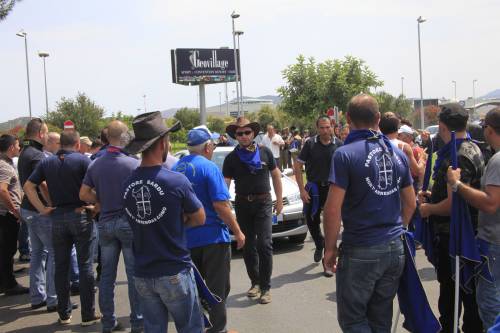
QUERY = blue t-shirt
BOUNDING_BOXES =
[329,139,413,246]
[83,147,139,222]
[29,150,90,212]
[173,154,231,249]
[123,165,203,278]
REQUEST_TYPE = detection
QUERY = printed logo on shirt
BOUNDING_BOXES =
[364,147,402,196]
[175,162,196,178]
[124,179,167,225]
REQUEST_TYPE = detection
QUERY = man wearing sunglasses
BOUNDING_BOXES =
[222,117,283,305]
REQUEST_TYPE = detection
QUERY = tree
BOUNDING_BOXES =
[173,108,200,130]
[412,105,440,128]
[46,92,105,138]
[0,0,21,21]
[278,55,383,119]
[375,92,413,119]
[207,115,225,134]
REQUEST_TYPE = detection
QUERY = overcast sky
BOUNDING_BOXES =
[1,0,498,121]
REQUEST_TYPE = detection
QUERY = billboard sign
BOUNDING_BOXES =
[171,48,240,85]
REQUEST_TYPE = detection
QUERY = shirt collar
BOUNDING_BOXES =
[23,139,44,151]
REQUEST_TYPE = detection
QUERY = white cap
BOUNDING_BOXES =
[398,125,414,135]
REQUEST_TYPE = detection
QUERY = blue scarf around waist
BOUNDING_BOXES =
[235,143,262,174]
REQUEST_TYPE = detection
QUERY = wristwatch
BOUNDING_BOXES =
[451,180,462,193]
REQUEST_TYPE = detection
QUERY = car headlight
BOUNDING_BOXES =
[287,193,301,205]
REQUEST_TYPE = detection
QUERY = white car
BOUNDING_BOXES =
[174,146,308,243]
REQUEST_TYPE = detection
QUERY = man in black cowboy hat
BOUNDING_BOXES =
[222,117,283,304]
[122,111,206,332]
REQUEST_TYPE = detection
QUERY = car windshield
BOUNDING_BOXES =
[212,150,231,171]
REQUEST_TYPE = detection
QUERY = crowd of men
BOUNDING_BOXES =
[0,94,498,333]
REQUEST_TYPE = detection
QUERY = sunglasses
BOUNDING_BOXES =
[235,130,253,137]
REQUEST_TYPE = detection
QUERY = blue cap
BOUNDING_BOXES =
[187,126,220,146]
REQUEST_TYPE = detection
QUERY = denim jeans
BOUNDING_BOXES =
[336,237,405,333]
[18,217,30,256]
[21,208,57,307]
[98,216,143,331]
[52,210,96,321]
[134,268,204,333]
[476,240,500,330]
[70,245,79,284]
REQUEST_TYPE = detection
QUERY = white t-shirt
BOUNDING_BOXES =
[261,134,284,159]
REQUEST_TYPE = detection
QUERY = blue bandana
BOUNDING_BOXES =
[235,143,262,174]
[344,129,394,155]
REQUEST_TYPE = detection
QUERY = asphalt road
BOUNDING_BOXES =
[0,236,440,333]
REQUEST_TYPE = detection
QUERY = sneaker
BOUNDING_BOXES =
[259,290,272,304]
[322,259,334,278]
[246,284,260,298]
[4,284,29,295]
[313,247,323,263]
[103,321,126,332]
[81,313,101,327]
[19,254,30,262]
[58,315,72,325]
[31,300,47,310]
[47,303,78,313]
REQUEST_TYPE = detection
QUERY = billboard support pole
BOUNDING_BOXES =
[199,83,207,125]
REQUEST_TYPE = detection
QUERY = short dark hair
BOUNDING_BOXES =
[400,118,413,127]
[0,134,18,153]
[438,103,468,132]
[90,138,103,150]
[100,127,109,145]
[379,112,400,135]
[25,118,45,138]
[347,94,380,127]
[316,116,331,127]
[60,130,80,148]
[485,107,500,135]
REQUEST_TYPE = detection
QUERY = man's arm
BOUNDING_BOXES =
[403,144,424,176]
[224,177,232,189]
[79,184,98,204]
[400,185,417,226]
[323,184,346,272]
[184,207,205,227]
[271,167,283,214]
[0,182,20,219]
[293,160,310,203]
[419,187,452,218]
[213,201,245,249]
[23,180,54,215]
[38,182,52,206]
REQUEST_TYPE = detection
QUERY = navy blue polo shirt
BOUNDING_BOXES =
[29,149,90,212]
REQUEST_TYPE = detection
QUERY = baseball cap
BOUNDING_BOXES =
[398,125,414,135]
[187,125,220,146]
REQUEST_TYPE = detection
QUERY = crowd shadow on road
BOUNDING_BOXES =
[271,263,323,289]
[0,295,32,328]
[418,267,437,281]
[326,291,337,303]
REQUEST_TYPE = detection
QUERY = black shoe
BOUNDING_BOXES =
[70,284,80,296]
[313,247,323,263]
[103,321,126,332]
[4,284,29,295]
[31,300,47,310]
[81,313,101,327]
[47,303,78,313]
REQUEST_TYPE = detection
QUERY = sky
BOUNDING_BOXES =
[1,0,499,122]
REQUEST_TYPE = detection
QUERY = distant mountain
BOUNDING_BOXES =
[161,108,181,119]
[481,89,500,100]
[0,116,31,132]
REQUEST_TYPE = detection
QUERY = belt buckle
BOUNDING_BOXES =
[247,194,254,202]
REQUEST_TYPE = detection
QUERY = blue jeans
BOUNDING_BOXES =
[476,240,500,330]
[134,268,204,333]
[18,217,30,255]
[70,245,79,284]
[21,208,56,307]
[336,237,405,333]
[98,216,143,331]
[52,210,96,321]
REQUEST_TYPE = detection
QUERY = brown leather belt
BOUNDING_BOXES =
[236,193,271,202]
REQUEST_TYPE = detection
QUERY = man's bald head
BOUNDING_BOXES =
[107,120,129,146]
[347,94,380,128]
[45,132,61,154]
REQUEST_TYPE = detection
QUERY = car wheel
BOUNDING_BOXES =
[289,233,307,244]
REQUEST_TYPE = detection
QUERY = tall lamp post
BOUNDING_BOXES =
[38,52,50,117]
[143,94,147,113]
[417,16,426,129]
[231,11,241,117]
[16,30,32,119]
[401,76,404,96]
[473,79,477,115]
[452,80,457,101]
[235,30,244,112]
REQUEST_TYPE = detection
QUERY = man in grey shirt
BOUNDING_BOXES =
[447,107,500,330]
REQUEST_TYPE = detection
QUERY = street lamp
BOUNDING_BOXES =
[401,76,404,97]
[452,80,457,101]
[38,52,50,117]
[16,30,32,119]
[143,94,147,113]
[231,11,241,116]
[235,30,244,111]
[473,79,477,115]
[417,16,426,129]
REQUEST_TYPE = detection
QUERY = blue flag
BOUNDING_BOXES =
[303,182,320,219]
[397,232,441,333]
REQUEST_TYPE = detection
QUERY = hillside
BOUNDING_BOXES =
[0,117,31,132]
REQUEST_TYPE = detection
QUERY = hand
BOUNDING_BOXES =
[40,206,55,216]
[417,190,431,204]
[275,198,283,215]
[300,190,311,204]
[11,209,20,221]
[324,247,338,273]
[234,231,246,250]
[419,203,432,218]
[447,166,461,185]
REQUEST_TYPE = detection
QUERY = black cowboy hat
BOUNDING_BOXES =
[124,111,181,155]
[225,117,261,139]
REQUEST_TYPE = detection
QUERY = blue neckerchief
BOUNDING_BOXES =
[235,143,262,174]
[432,133,470,180]
[303,182,320,219]
[343,129,394,155]
[397,231,441,333]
